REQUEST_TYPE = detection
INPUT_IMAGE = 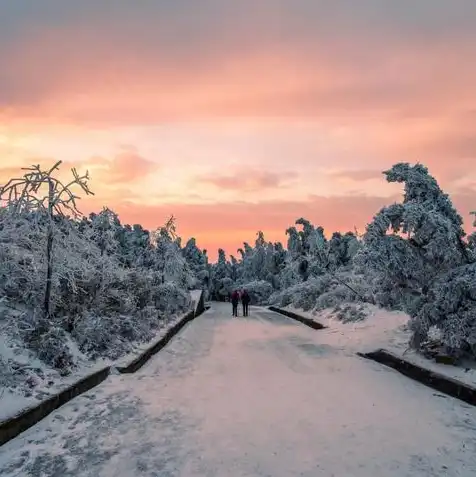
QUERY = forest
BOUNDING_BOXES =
[212,163,476,361]
[1,161,475,397]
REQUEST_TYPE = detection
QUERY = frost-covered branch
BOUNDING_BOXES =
[0,162,94,317]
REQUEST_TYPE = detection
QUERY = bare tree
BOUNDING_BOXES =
[0,161,94,317]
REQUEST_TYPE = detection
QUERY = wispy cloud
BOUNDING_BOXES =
[200,169,297,192]
[85,147,159,184]
[1,2,476,125]
[325,169,382,182]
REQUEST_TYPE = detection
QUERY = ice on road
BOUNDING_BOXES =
[1,303,476,476]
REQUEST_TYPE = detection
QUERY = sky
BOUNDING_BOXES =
[1,1,476,260]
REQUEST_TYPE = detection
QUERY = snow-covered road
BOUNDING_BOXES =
[1,304,476,476]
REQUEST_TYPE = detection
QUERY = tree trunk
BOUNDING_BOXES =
[43,180,54,318]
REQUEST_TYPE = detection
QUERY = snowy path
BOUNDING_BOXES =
[1,304,476,477]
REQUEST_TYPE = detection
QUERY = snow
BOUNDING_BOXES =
[397,349,476,389]
[284,304,410,353]
[190,289,202,314]
[0,391,32,425]
[0,196,203,424]
[0,338,108,422]
[284,303,476,389]
[0,310,192,424]
[1,303,476,476]
[114,314,185,369]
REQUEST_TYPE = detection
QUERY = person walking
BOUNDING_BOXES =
[241,289,250,317]
[231,290,239,317]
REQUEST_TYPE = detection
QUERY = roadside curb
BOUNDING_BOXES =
[116,309,196,373]
[268,306,326,330]
[0,291,206,447]
[118,291,207,373]
[0,365,110,447]
[358,348,476,407]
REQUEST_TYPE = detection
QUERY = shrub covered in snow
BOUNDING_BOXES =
[269,276,332,310]
[238,280,274,305]
[313,272,372,311]
[72,308,160,361]
[331,303,368,323]
[151,282,191,318]
[269,272,371,314]
[0,215,194,371]
[0,350,49,398]
[468,232,476,262]
[410,263,476,359]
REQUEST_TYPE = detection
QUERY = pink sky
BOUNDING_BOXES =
[1,1,475,260]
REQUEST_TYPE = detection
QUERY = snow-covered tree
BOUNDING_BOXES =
[210,249,233,300]
[229,255,239,282]
[251,231,267,280]
[410,263,476,358]
[468,211,476,261]
[328,232,360,268]
[0,165,196,378]
[356,163,470,309]
[85,208,120,256]
[206,218,363,308]
[286,225,302,259]
[151,217,194,288]
[237,242,255,283]
[182,237,209,289]
[354,162,476,357]
[0,161,93,317]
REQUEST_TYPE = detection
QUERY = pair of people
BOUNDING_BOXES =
[230,289,250,317]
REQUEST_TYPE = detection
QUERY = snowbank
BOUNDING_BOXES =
[0,307,204,446]
[390,348,476,390]
[0,309,191,424]
[285,304,476,389]
[0,331,109,423]
[190,289,203,314]
[285,304,409,352]
[0,353,108,423]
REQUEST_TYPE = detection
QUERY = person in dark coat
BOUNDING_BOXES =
[241,289,250,317]
[231,290,239,317]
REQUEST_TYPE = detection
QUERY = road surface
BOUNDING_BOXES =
[1,303,476,476]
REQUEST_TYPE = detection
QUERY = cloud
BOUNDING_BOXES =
[1,1,476,125]
[0,147,159,213]
[1,1,474,259]
[83,147,159,184]
[0,166,30,185]
[326,169,383,182]
[200,169,297,192]
[412,134,476,163]
[0,157,64,186]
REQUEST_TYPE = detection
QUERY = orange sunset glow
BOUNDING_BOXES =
[1,1,476,260]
